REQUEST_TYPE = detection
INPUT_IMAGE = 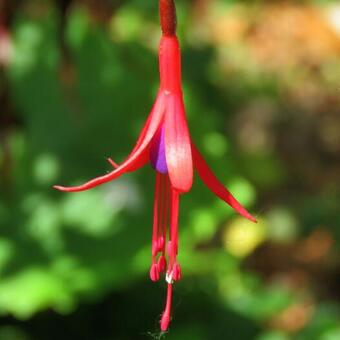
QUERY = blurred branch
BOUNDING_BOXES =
[0,0,20,196]
[0,0,21,26]
[82,0,122,23]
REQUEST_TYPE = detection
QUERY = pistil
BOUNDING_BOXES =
[160,283,173,332]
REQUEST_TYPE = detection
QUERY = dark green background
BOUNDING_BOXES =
[0,0,339,339]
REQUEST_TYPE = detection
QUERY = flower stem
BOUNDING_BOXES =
[159,0,177,36]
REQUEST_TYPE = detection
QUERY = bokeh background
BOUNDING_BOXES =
[0,0,340,339]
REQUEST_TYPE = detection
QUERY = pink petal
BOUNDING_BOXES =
[191,143,257,223]
[165,95,193,193]
[54,93,166,192]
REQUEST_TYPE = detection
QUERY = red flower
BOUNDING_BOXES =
[54,35,256,331]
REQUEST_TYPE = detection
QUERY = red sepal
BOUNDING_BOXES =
[54,93,166,192]
[191,143,256,223]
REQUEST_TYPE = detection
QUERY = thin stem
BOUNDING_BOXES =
[159,0,177,36]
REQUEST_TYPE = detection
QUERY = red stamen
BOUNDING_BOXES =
[150,263,160,282]
[158,236,165,252]
[160,175,170,254]
[151,174,181,330]
[171,190,179,255]
[172,262,181,281]
[160,283,173,331]
[168,189,179,270]
[157,175,166,253]
[157,255,167,273]
[163,177,170,247]
[151,173,170,278]
[167,241,174,265]
[152,173,161,258]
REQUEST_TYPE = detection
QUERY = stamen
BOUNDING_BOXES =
[157,255,167,273]
[159,175,170,254]
[171,190,179,256]
[158,236,165,252]
[168,189,179,269]
[152,173,161,258]
[157,174,165,253]
[151,173,169,279]
[163,177,170,249]
[150,263,160,282]
[172,262,181,281]
[151,174,181,331]
[167,241,175,261]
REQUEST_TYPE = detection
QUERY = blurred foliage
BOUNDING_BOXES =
[0,0,340,339]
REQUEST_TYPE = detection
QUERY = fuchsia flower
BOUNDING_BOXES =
[54,1,256,332]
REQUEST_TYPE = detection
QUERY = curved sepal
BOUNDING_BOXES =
[191,143,257,222]
[54,93,166,192]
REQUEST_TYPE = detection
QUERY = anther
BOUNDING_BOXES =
[172,262,182,281]
[150,263,160,282]
[157,255,167,273]
[157,236,165,251]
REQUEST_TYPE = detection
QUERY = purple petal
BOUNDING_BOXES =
[150,125,168,174]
